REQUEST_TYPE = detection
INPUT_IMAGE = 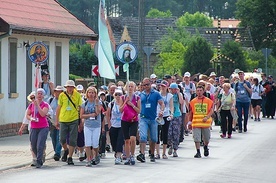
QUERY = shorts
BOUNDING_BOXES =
[84,126,101,148]
[59,120,78,147]
[121,120,138,140]
[139,117,158,143]
[251,99,262,108]
[192,128,210,143]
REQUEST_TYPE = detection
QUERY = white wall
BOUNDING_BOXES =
[0,34,70,125]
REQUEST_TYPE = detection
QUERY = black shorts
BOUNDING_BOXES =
[121,120,138,140]
[251,99,262,108]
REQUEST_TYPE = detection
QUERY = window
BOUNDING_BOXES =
[55,42,62,85]
[9,38,17,96]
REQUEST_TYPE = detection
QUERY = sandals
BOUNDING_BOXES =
[162,154,168,159]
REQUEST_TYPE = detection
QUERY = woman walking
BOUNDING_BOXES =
[26,88,50,168]
[80,87,101,167]
[219,83,236,138]
[120,81,141,165]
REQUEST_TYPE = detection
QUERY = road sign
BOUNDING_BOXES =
[262,48,272,57]
[92,65,119,76]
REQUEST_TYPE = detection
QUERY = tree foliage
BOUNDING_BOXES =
[146,8,172,18]
[183,36,213,74]
[221,41,246,73]
[154,41,186,76]
[235,0,276,50]
[176,12,213,27]
[69,44,97,78]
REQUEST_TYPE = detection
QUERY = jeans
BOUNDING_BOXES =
[139,117,158,143]
[30,127,49,163]
[50,128,62,156]
[236,101,250,131]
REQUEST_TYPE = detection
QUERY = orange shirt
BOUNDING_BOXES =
[189,97,213,128]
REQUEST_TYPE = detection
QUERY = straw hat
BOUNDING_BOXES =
[64,80,76,87]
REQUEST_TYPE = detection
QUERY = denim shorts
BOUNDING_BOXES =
[139,117,158,143]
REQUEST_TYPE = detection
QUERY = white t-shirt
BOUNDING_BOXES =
[181,82,196,102]
[251,84,264,100]
[157,92,173,117]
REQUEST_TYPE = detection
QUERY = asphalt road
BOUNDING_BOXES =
[1,118,276,183]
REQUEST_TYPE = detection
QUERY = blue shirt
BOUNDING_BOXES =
[235,81,251,103]
[140,89,162,120]
[172,94,181,117]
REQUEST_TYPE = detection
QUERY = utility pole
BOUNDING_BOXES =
[138,0,145,78]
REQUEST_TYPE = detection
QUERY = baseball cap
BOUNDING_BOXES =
[209,72,216,77]
[169,83,178,89]
[160,80,169,87]
[164,74,172,79]
[150,74,157,79]
[184,72,191,77]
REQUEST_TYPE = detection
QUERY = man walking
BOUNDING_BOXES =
[189,85,214,158]
[137,78,165,162]
[55,80,82,165]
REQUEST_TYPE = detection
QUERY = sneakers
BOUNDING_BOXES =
[105,144,111,152]
[36,160,43,168]
[124,159,130,165]
[86,160,92,167]
[173,151,178,157]
[150,154,155,162]
[67,157,74,165]
[130,155,135,165]
[100,153,106,159]
[258,118,261,122]
[204,146,209,157]
[184,130,189,136]
[155,154,160,159]
[115,157,121,165]
[136,153,145,163]
[94,155,101,165]
[162,154,168,159]
[168,146,173,155]
[79,152,85,162]
[53,154,60,161]
[31,159,37,166]
[228,134,232,139]
[194,152,201,158]
[62,149,69,162]
[220,134,226,138]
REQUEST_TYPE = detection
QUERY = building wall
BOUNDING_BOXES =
[0,34,70,137]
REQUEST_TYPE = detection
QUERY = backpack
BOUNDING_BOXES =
[182,82,193,90]
[234,81,251,97]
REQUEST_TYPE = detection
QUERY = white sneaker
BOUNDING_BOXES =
[115,157,121,165]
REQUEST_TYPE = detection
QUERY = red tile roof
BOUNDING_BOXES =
[0,0,97,39]
[213,19,241,28]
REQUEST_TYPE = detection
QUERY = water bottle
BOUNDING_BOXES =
[167,116,172,121]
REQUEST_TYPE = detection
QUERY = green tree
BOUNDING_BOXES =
[69,44,97,78]
[154,41,186,76]
[183,36,213,74]
[221,41,246,74]
[146,8,172,18]
[176,12,213,27]
[235,0,276,50]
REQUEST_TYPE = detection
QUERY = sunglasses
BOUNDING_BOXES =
[143,83,150,86]
[115,93,122,96]
[30,97,35,100]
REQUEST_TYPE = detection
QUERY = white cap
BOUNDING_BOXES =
[210,72,216,77]
[150,74,157,79]
[76,84,84,91]
[184,72,191,77]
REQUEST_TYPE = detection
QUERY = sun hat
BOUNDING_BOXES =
[169,83,178,89]
[27,91,36,102]
[54,85,64,91]
[64,80,76,87]
[76,84,84,91]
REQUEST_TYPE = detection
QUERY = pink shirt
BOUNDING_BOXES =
[121,95,140,122]
[28,101,49,129]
